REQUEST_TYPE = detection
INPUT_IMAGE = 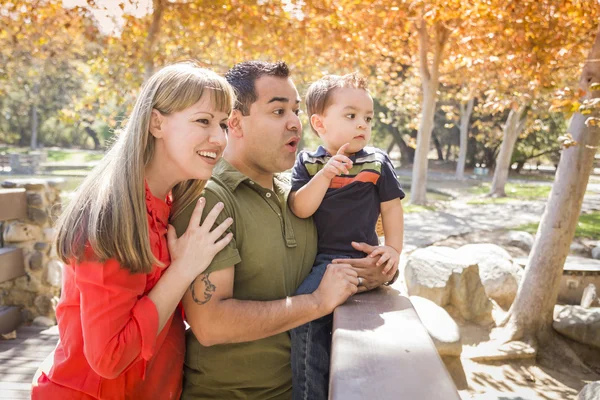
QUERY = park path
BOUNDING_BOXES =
[403,178,600,249]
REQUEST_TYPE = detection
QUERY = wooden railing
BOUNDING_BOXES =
[330,287,461,400]
[0,188,27,334]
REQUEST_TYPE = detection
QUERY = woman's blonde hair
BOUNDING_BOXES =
[55,62,235,273]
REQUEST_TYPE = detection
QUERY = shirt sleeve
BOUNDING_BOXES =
[290,153,311,192]
[171,188,241,274]
[75,257,159,379]
[377,152,406,202]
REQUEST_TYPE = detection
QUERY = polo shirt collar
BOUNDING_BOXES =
[212,158,248,191]
[213,158,288,195]
[311,145,373,160]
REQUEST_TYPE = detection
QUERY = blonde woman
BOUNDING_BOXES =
[31,62,235,399]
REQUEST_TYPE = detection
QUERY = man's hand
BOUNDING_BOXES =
[318,143,353,180]
[332,242,399,293]
[368,245,400,275]
[312,263,358,313]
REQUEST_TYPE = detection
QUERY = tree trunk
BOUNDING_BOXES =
[456,97,474,179]
[30,82,40,150]
[411,20,450,205]
[85,127,101,150]
[432,132,444,160]
[385,125,415,164]
[501,25,600,361]
[445,142,452,161]
[30,104,38,150]
[143,0,165,82]
[489,106,527,197]
[387,140,395,154]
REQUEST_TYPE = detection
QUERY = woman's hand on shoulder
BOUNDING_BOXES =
[166,197,233,280]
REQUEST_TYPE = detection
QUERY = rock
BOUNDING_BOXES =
[28,251,44,271]
[410,296,462,356]
[33,316,55,327]
[34,294,53,316]
[451,264,494,324]
[570,242,590,256]
[405,246,493,323]
[553,305,600,349]
[577,381,600,400]
[455,243,522,309]
[1,181,17,188]
[505,231,535,251]
[27,207,48,225]
[581,284,597,308]
[14,275,42,293]
[405,247,459,307]
[592,247,600,260]
[26,192,44,207]
[3,222,42,243]
[46,260,64,288]
[45,178,66,189]
[43,227,57,243]
[1,331,17,340]
[34,242,49,252]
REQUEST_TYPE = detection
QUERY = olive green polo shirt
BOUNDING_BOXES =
[171,158,317,400]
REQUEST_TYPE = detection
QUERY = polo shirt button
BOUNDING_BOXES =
[249,181,254,185]
[266,193,272,198]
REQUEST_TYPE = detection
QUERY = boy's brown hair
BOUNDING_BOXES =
[305,72,369,134]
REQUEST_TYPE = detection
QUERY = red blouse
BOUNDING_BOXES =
[32,184,184,399]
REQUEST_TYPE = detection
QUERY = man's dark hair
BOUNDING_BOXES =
[224,61,290,115]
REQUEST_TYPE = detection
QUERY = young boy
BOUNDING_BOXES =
[288,73,405,400]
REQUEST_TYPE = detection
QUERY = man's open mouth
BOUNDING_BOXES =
[286,137,300,150]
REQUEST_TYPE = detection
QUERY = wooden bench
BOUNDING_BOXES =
[0,188,27,334]
[330,286,461,400]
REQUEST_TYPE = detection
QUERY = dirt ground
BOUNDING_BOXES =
[456,318,600,400]
[429,230,600,400]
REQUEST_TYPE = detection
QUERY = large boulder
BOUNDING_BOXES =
[405,246,493,324]
[577,381,600,400]
[455,243,522,309]
[505,230,534,251]
[553,305,600,349]
[404,247,457,306]
[410,296,461,357]
[592,246,600,260]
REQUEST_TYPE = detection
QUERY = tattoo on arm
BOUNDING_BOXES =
[189,273,216,305]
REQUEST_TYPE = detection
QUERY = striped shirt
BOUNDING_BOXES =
[291,146,405,257]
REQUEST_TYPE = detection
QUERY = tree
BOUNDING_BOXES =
[497,24,600,373]
[456,97,474,179]
[489,104,528,196]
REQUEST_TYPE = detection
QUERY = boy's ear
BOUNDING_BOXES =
[227,109,244,138]
[149,109,164,138]
[310,114,326,136]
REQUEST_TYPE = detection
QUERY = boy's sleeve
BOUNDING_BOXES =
[377,152,406,202]
[290,153,311,192]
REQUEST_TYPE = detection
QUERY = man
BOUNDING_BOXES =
[172,61,398,400]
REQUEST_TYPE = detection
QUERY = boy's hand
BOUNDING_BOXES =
[368,245,400,275]
[319,143,353,180]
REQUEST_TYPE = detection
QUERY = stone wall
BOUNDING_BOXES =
[0,178,64,323]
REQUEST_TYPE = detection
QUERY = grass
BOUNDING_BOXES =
[401,191,446,213]
[403,203,436,213]
[467,182,551,205]
[2,147,105,164]
[516,211,600,240]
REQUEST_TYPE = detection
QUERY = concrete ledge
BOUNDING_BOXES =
[330,287,460,400]
[0,189,26,221]
[0,248,25,283]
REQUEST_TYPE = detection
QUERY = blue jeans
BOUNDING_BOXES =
[291,253,349,400]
